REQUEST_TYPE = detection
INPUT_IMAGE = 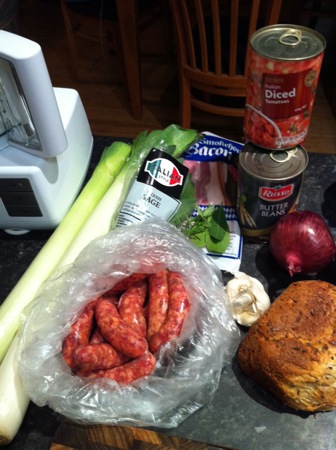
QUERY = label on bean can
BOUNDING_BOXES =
[243,25,326,150]
[237,144,308,240]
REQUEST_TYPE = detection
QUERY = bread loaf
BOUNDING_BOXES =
[237,280,336,412]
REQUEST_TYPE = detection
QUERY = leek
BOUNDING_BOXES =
[59,125,200,266]
[0,141,131,362]
[0,336,30,445]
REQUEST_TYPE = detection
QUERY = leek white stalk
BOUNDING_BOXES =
[0,141,131,362]
[0,336,30,445]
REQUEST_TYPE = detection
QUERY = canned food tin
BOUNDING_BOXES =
[243,24,326,150]
[236,143,308,240]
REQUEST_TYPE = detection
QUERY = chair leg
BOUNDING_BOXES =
[59,0,80,80]
[114,0,142,120]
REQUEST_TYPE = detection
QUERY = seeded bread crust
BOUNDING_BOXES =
[237,280,336,412]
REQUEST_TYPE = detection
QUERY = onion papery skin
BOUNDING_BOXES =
[269,210,336,276]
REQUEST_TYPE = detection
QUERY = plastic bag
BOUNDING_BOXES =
[18,220,240,428]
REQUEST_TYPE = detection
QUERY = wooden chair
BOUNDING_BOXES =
[59,0,117,82]
[168,0,283,128]
[59,0,168,119]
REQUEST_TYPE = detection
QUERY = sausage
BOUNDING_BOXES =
[95,297,148,359]
[62,299,97,369]
[103,273,148,297]
[90,326,105,344]
[118,280,148,337]
[149,272,191,354]
[74,343,128,371]
[147,269,169,341]
[81,351,156,384]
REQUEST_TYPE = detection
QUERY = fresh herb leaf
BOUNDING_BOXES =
[190,230,207,247]
[205,227,230,253]
[177,204,231,254]
[209,205,229,241]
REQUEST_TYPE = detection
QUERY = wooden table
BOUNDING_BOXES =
[115,0,142,120]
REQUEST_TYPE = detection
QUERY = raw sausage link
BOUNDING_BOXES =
[103,273,148,297]
[62,299,97,369]
[82,350,156,384]
[149,272,190,354]
[90,326,105,344]
[74,343,129,371]
[95,298,148,358]
[147,269,169,341]
[119,280,148,337]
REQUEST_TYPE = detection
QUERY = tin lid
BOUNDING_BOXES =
[250,24,326,61]
[239,144,309,181]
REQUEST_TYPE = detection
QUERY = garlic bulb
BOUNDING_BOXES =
[225,272,270,326]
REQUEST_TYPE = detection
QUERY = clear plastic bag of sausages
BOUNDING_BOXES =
[18,219,240,428]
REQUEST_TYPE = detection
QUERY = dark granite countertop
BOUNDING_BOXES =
[1,137,336,450]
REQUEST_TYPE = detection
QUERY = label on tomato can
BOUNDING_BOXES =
[237,143,308,240]
[244,25,326,150]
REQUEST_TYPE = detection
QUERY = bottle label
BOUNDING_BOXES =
[116,148,188,227]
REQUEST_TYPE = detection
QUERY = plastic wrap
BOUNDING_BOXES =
[18,220,240,428]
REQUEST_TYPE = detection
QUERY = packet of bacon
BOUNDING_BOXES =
[181,131,244,272]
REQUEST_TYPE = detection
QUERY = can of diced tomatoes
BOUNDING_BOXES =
[243,24,326,150]
[236,143,308,241]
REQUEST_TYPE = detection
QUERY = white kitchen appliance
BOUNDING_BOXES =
[0,30,93,234]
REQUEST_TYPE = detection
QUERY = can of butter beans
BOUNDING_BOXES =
[236,143,308,241]
[243,24,326,150]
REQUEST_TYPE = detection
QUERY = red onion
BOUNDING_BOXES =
[269,210,336,276]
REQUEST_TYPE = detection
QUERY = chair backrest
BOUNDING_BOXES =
[169,0,283,121]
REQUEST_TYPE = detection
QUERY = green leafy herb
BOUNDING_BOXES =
[178,205,230,254]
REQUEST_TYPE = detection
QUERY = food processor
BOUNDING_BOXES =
[0,30,93,234]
